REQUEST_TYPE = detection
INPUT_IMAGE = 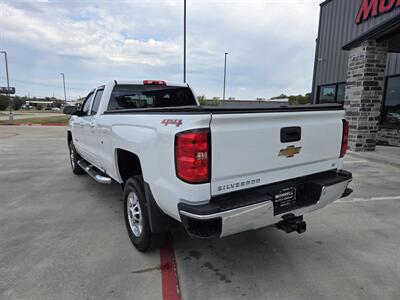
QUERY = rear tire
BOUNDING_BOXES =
[123,176,167,252]
[69,141,85,175]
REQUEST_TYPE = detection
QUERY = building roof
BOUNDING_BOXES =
[267,98,289,103]
[26,101,53,104]
[319,0,335,7]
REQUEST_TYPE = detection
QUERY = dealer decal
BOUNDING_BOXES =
[161,119,183,127]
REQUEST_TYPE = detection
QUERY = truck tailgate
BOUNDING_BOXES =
[210,110,345,196]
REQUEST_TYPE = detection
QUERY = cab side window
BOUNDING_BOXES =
[81,93,94,116]
[90,89,104,115]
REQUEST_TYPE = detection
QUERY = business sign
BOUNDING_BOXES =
[0,87,15,95]
[356,0,400,24]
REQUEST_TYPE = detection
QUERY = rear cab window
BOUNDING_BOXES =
[107,85,197,111]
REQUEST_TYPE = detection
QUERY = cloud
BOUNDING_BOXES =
[0,0,320,100]
[0,2,180,65]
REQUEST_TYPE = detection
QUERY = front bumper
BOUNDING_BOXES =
[179,170,352,238]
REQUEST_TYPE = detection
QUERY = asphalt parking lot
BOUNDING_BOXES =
[1,126,399,300]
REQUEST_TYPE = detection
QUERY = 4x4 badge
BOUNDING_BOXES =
[279,146,302,158]
[161,119,183,127]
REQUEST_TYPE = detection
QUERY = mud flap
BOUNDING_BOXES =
[143,182,178,233]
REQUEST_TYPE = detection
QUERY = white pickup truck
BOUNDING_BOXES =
[64,80,353,252]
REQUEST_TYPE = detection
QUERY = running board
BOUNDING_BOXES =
[77,160,112,184]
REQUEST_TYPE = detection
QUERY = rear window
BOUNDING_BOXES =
[107,85,197,111]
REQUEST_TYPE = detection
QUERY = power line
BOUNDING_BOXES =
[0,76,85,91]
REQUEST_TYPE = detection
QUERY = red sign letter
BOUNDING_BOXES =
[379,0,396,12]
[356,0,379,24]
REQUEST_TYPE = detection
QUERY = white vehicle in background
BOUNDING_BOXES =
[64,80,353,252]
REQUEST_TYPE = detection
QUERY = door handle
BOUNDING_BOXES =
[89,123,95,129]
[281,127,301,143]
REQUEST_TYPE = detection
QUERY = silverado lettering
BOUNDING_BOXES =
[217,179,261,192]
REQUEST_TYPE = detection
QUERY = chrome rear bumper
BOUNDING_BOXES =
[179,170,352,238]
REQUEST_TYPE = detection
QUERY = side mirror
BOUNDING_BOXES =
[63,106,78,115]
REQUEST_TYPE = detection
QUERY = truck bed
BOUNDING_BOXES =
[103,104,343,114]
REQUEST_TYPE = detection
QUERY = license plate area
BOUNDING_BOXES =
[272,182,321,215]
[273,186,297,215]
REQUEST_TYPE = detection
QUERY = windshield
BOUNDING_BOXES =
[107,84,197,111]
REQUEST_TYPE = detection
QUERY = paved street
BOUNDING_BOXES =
[0,126,399,300]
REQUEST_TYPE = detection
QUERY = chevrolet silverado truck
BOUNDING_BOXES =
[63,80,353,252]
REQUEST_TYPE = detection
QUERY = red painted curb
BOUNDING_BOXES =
[160,239,181,300]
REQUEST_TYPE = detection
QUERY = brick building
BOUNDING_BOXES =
[312,0,400,150]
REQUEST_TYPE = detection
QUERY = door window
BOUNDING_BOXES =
[317,83,346,104]
[90,89,104,115]
[382,76,400,127]
[81,93,94,116]
[336,83,346,104]
[318,85,336,103]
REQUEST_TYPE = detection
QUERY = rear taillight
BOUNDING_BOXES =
[340,119,349,158]
[175,129,210,184]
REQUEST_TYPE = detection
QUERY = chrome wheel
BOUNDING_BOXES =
[69,143,75,169]
[127,192,143,237]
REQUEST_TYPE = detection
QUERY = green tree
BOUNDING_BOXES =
[12,97,25,110]
[271,94,288,99]
[288,93,311,105]
[197,95,220,106]
[0,95,9,111]
[272,93,311,105]
[199,99,220,106]
[197,95,206,102]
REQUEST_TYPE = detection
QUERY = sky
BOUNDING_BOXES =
[0,0,321,100]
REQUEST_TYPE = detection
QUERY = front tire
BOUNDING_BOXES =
[123,176,167,252]
[69,140,85,175]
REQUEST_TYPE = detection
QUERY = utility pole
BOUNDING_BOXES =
[0,51,12,121]
[60,73,67,102]
[183,0,187,83]
[223,52,228,100]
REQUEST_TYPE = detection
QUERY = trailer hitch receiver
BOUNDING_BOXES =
[276,214,306,234]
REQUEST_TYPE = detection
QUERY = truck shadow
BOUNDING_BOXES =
[170,220,381,300]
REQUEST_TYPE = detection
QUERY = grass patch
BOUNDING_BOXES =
[0,112,25,116]
[0,115,70,125]
[18,110,63,114]
[0,110,62,115]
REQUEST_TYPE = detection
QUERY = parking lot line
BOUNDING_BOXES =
[336,195,400,203]
[160,239,181,300]
[344,160,368,164]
